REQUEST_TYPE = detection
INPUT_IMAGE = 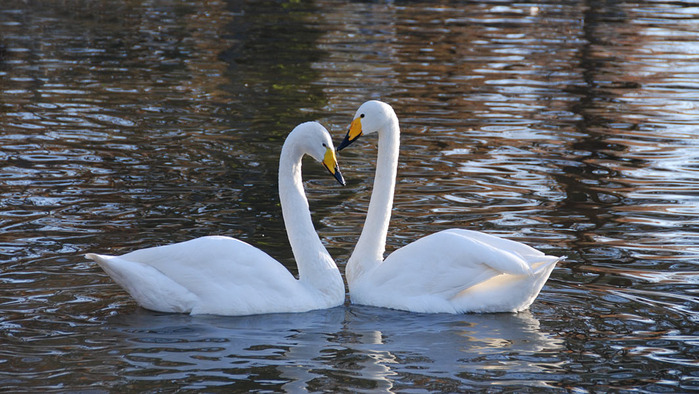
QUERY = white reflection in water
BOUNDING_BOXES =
[341,307,562,391]
[106,305,562,391]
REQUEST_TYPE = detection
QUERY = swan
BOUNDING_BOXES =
[86,122,346,316]
[336,100,562,314]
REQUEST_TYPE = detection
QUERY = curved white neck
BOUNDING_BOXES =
[278,144,343,294]
[346,114,400,284]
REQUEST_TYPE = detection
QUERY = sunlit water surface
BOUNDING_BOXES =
[1,0,697,391]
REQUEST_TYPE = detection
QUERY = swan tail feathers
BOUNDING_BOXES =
[86,253,197,313]
[447,254,561,313]
[531,255,563,276]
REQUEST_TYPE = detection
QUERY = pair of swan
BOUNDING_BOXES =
[86,101,561,316]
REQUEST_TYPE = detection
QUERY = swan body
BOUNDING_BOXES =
[87,122,346,316]
[337,100,561,313]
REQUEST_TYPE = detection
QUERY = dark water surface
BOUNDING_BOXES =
[1,0,697,391]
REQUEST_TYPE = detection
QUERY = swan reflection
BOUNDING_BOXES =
[106,305,561,391]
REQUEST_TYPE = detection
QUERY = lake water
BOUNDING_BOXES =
[1,0,697,391]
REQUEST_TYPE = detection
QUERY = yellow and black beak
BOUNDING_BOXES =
[337,116,362,151]
[322,147,345,186]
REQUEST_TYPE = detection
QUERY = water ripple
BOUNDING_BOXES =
[0,0,698,392]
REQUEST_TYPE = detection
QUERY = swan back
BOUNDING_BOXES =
[351,230,560,313]
[88,236,304,315]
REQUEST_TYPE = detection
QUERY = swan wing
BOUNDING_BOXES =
[353,230,557,312]
[439,229,557,271]
[87,236,307,315]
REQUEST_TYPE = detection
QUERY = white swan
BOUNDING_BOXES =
[86,122,346,316]
[336,100,562,314]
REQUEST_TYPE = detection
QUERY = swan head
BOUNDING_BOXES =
[337,100,395,151]
[291,121,346,186]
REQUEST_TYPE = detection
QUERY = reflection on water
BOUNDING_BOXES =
[104,306,561,392]
[1,0,698,391]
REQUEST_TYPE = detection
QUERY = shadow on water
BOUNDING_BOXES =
[551,0,638,267]
[215,0,339,267]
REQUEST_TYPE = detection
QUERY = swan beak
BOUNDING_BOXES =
[337,117,362,151]
[323,147,345,186]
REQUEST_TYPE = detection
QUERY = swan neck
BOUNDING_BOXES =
[278,144,342,294]
[348,114,399,283]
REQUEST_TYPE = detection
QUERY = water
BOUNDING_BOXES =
[1,0,697,391]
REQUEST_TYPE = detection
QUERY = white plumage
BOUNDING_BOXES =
[337,100,562,313]
[87,122,346,316]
